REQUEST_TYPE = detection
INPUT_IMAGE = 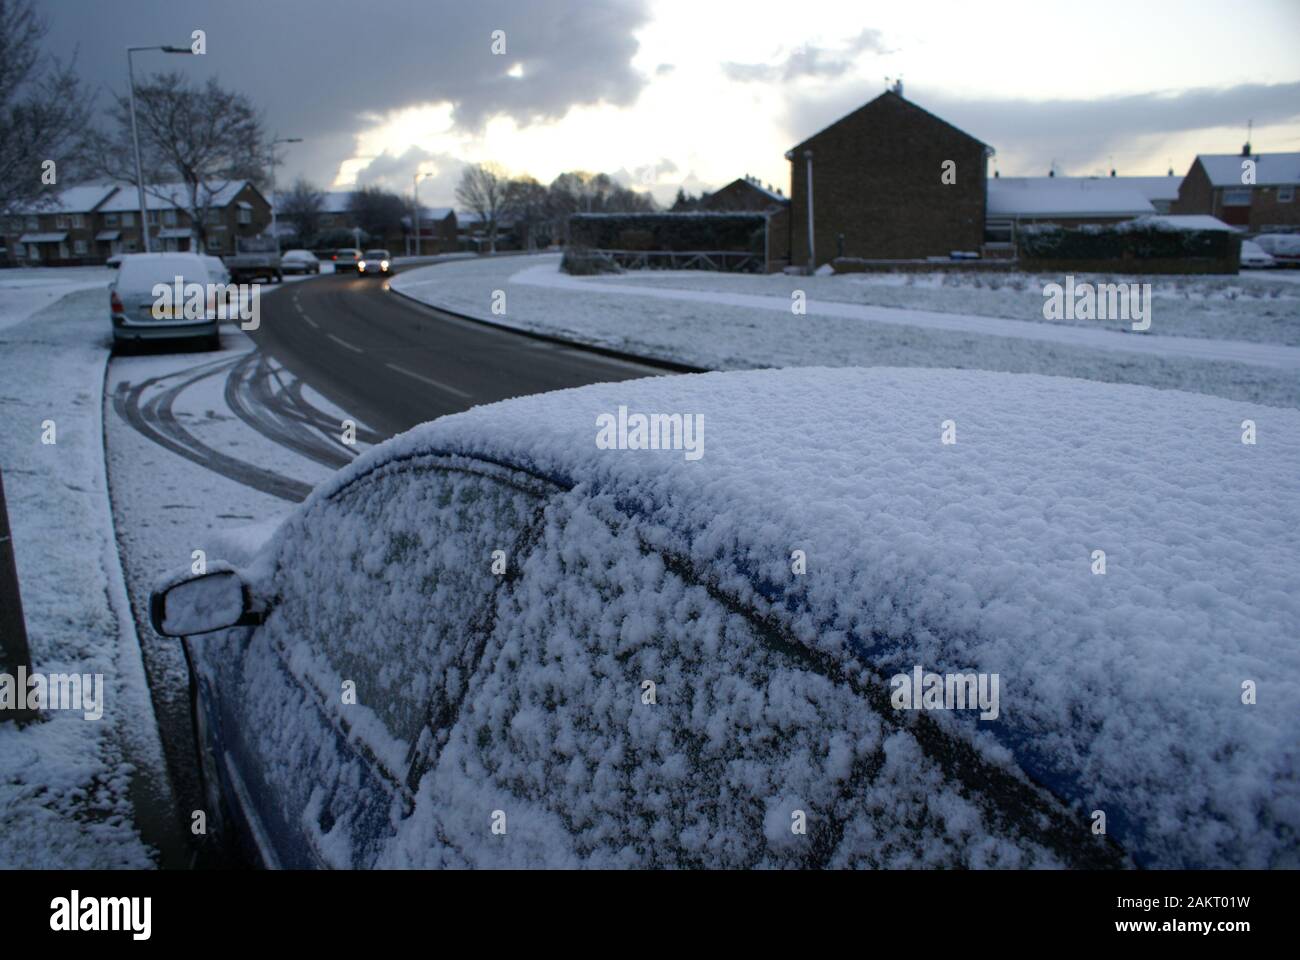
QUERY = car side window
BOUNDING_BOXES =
[265,458,544,779]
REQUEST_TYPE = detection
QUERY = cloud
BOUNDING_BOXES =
[781,81,1300,173]
[348,146,469,205]
[723,28,890,84]
[44,0,652,185]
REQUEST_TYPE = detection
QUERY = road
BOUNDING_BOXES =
[247,260,668,440]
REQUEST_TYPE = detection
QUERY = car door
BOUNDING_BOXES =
[391,491,1118,868]
[224,454,550,868]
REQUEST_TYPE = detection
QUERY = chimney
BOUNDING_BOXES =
[1048,169,1055,177]
[1167,166,1174,176]
[1109,168,1116,177]
[1241,141,1251,157]
[993,170,999,178]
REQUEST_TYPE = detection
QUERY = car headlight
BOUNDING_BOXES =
[381,260,389,270]
[358,261,367,271]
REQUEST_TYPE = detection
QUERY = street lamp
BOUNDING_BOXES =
[267,137,303,255]
[412,171,433,257]
[126,44,193,253]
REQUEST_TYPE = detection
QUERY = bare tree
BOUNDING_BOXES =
[455,163,509,254]
[0,0,93,215]
[278,177,325,246]
[348,186,406,244]
[503,176,549,251]
[93,71,267,248]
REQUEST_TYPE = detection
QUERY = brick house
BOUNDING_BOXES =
[4,180,271,264]
[397,206,457,254]
[787,88,991,268]
[1172,150,1300,231]
[702,176,791,270]
[5,184,118,265]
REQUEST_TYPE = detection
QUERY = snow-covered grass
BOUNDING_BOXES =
[0,266,109,332]
[0,287,164,868]
[391,256,1300,409]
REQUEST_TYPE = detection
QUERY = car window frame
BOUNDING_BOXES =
[262,452,563,814]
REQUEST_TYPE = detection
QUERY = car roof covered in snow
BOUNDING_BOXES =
[262,367,1299,867]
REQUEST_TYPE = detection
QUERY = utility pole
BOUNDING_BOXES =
[804,150,815,272]
[268,137,303,255]
[126,44,194,253]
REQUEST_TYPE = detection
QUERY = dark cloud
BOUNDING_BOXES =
[723,28,889,84]
[349,146,468,205]
[782,81,1300,174]
[41,0,652,186]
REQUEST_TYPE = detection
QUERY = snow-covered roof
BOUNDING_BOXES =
[1136,214,1238,232]
[248,366,1299,869]
[14,183,119,214]
[99,180,251,212]
[1197,152,1300,187]
[988,177,1155,218]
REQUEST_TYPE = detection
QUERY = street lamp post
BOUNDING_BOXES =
[126,44,193,253]
[268,137,303,256]
[413,171,432,257]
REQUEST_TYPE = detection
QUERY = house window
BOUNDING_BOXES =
[122,212,135,226]
[206,209,221,225]
[25,216,38,230]
[55,215,69,228]
[104,213,119,226]
[74,239,87,254]
[1222,188,1252,206]
[124,239,138,252]
[206,236,223,252]
[1280,186,1295,203]
[238,206,251,225]
[71,214,84,228]
[163,209,177,226]
[13,243,25,258]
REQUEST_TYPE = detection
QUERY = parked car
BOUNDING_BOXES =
[358,249,392,276]
[332,248,362,273]
[152,368,1298,870]
[106,254,123,269]
[110,252,226,350]
[281,249,321,275]
[1252,233,1300,267]
[1240,239,1277,269]
[226,236,283,284]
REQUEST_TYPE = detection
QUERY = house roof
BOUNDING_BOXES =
[788,89,992,154]
[15,183,118,214]
[99,180,252,212]
[988,178,1155,218]
[1196,152,1300,187]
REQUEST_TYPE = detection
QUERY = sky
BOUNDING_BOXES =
[40,0,1300,208]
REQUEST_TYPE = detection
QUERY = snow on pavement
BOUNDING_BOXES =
[0,266,110,332]
[0,286,162,868]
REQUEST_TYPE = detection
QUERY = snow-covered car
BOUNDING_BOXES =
[151,368,1300,869]
[106,254,123,269]
[110,252,227,350]
[1252,233,1300,267]
[281,249,321,275]
[358,249,392,276]
[1240,239,1277,269]
[332,248,362,273]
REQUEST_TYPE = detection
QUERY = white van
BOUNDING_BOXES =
[110,253,227,350]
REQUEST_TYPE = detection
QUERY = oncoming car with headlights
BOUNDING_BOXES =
[359,249,392,276]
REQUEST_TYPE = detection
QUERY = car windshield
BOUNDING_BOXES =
[337,249,359,257]
[364,250,388,259]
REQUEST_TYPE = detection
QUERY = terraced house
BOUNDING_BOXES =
[1172,149,1300,231]
[3,180,272,265]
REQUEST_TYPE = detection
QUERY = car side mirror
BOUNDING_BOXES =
[149,570,263,637]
